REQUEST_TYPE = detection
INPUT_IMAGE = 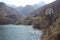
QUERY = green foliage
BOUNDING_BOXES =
[21,16,33,25]
[32,16,42,29]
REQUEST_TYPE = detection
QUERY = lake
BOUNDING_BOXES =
[0,25,42,40]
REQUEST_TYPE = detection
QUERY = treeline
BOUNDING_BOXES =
[0,14,21,25]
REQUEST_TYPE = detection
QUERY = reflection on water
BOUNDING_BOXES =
[0,25,42,40]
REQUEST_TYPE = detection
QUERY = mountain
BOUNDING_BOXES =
[24,0,60,40]
[0,2,22,24]
[16,1,46,16]
[0,1,46,24]
[8,5,17,8]
[34,1,46,9]
[20,5,35,16]
[16,6,23,11]
[17,1,46,25]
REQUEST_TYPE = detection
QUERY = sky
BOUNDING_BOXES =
[0,0,55,6]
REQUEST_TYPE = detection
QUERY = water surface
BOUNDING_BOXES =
[0,25,42,40]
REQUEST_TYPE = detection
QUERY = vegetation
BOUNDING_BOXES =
[21,16,33,25]
[41,16,60,40]
[0,2,22,25]
[0,1,60,40]
[32,16,43,29]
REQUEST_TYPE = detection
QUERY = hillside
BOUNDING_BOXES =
[41,16,60,40]
[16,1,45,16]
[0,2,22,24]
[29,0,60,40]
[0,1,45,25]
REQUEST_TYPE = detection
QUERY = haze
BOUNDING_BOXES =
[0,0,55,6]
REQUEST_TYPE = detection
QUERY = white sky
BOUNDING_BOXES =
[0,0,55,6]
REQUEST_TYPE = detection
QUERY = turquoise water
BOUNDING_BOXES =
[0,25,42,40]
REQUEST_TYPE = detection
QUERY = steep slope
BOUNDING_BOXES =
[42,16,60,40]
[29,0,60,40]
[0,2,22,24]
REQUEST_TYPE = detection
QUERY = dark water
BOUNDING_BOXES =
[0,25,42,40]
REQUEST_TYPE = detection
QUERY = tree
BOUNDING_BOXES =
[32,16,43,29]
